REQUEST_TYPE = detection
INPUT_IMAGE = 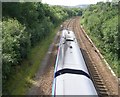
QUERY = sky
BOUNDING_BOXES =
[42,0,112,6]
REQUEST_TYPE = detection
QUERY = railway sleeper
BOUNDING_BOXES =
[93,76,101,79]
[93,75,100,78]
[96,83,104,85]
[95,80,103,83]
[99,90,109,94]
[93,77,101,80]
[92,72,99,76]
[91,66,98,70]
[97,85,106,88]
[99,91,108,95]
[93,73,100,76]
[89,68,98,73]
[92,65,98,70]
[99,91,108,94]
[95,79,103,82]
[93,77,100,79]
[95,82,104,85]
[98,93,109,97]
[96,84,109,94]
[92,68,98,73]
[99,88,108,91]
[93,80,103,85]
[93,74,102,79]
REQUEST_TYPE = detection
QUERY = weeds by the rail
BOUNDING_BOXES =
[3,28,57,95]
[80,19,119,77]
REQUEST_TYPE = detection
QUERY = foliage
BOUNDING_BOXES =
[81,2,119,76]
[2,2,82,94]
[3,26,57,95]
[2,18,30,79]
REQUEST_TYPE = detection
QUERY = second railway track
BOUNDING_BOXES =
[62,17,118,96]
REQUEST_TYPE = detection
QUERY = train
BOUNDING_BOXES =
[52,29,98,95]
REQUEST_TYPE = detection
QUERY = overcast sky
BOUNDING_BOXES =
[42,0,112,6]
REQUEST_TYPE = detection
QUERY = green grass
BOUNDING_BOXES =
[80,19,119,77]
[4,28,57,95]
[86,32,119,77]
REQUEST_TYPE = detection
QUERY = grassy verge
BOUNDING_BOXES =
[80,19,119,77]
[4,27,58,95]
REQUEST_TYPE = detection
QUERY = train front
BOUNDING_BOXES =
[52,29,98,96]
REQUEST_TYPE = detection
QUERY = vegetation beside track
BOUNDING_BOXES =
[2,2,82,94]
[81,1,119,77]
[3,27,57,95]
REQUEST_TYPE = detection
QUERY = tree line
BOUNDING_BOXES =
[2,2,82,84]
[81,1,119,76]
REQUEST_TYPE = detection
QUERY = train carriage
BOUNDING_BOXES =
[52,29,98,95]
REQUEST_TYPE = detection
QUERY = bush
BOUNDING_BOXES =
[2,18,30,79]
[81,2,119,76]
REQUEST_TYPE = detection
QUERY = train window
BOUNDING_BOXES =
[66,38,74,41]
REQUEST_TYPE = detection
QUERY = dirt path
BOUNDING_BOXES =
[27,30,60,95]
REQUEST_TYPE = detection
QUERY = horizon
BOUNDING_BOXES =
[42,0,112,6]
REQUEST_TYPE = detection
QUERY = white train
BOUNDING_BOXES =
[52,29,98,95]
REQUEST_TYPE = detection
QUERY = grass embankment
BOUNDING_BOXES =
[5,28,57,95]
[85,31,119,76]
[80,19,119,77]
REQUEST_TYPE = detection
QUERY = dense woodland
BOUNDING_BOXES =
[81,2,119,76]
[2,2,82,94]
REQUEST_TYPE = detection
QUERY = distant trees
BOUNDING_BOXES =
[81,2,119,76]
[2,2,82,84]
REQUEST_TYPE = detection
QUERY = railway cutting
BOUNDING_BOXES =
[28,17,118,96]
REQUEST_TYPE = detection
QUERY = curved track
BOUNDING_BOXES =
[62,17,118,96]
[28,17,118,96]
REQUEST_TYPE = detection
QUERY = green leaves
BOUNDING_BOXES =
[81,2,119,76]
[2,18,30,79]
[2,2,83,94]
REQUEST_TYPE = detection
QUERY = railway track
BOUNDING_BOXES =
[62,17,118,96]
[28,17,118,95]
[73,18,109,96]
